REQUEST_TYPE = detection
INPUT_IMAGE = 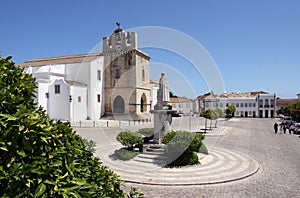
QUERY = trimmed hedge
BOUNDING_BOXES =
[114,148,139,161]
[162,131,206,167]
[116,131,143,150]
[168,151,199,167]
[137,128,154,137]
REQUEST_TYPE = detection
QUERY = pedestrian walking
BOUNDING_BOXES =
[283,124,287,134]
[273,122,278,134]
[279,123,283,134]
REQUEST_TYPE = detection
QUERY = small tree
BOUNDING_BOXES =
[225,105,236,118]
[211,109,219,128]
[214,108,224,127]
[201,109,213,131]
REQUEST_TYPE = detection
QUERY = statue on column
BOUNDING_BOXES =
[155,73,170,109]
[151,73,174,144]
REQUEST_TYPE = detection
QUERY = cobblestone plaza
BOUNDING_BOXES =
[76,117,300,197]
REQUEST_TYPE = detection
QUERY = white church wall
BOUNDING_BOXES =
[90,57,104,119]
[36,82,50,112]
[70,86,87,121]
[48,79,70,121]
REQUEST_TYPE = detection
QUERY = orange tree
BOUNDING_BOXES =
[0,56,142,197]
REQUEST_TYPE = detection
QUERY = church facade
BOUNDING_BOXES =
[20,26,151,121]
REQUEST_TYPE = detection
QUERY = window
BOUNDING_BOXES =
[115,69,121,79]
[226,103,229,107]
[253,103,256,107]
[241,103,244,107]
[245,103,248,107]
[45,93,49,99]
[55,85,60,94]
[249,103,252,107]
[236,103,239,107]
[97,70,101,81]
[142,69,145,81]
[236,111,240,116]
[97,94,101,103]
[78,96,81,103]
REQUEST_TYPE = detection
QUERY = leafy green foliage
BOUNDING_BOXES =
[161,131,176,144]
[114,148,139,161]
[168,151,199,167]
[199,143,208,154]
[137,128,154,137]
[128,187,145,198]
[225,105,236,116]
[0,56,127,197]
[201,109,213,120]
[116,131,143,150]
[215,108,225,118]
[278,102,300,119]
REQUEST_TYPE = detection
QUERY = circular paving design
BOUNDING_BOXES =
[95,146,259,186]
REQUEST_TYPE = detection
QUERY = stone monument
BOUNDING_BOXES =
[151,73,175,144]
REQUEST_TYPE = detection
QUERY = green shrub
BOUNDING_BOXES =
[114,148,139,161]
[162,131,205,167]
[138,128,154,137]
[199,143,208,154]
[161,131,176,144]
[0,56,129,197]
[116,131,143,150]
[162,131,204,153]
[168,151,199,167]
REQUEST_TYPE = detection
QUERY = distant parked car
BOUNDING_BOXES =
[294,125,300,134]
[172,112,182,117]
[282,116,292,125]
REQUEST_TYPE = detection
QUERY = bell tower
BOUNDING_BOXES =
[103,23,151,118]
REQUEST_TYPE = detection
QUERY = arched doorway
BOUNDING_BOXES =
[140,93,147,113]
[113,95,125,113]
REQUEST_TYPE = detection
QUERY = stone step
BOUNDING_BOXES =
[133,157,168,166]
[138,153,169,160]
[149,144,166,149]
[145,148,165,154]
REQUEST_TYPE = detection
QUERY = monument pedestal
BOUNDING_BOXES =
[150,109,175,144]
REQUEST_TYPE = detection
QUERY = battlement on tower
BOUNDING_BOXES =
[102,31,137,53]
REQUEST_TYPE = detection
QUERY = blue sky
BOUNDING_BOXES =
[1,0,299,98]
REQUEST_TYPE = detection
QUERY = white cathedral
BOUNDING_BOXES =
[20,25,154,121]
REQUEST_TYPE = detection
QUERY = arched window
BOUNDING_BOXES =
[115,69,121,79]
[140,93,147,113]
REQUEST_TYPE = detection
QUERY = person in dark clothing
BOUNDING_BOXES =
[283,124,287,134]
[274,122,278,134]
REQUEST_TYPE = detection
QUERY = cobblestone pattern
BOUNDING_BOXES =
[124,118,300,197]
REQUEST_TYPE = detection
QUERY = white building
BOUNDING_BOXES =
[169,97,194,115]
[22,54,104,121]
[199,92,276,118]
[150,80,159,110]
[20,26,153,121]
